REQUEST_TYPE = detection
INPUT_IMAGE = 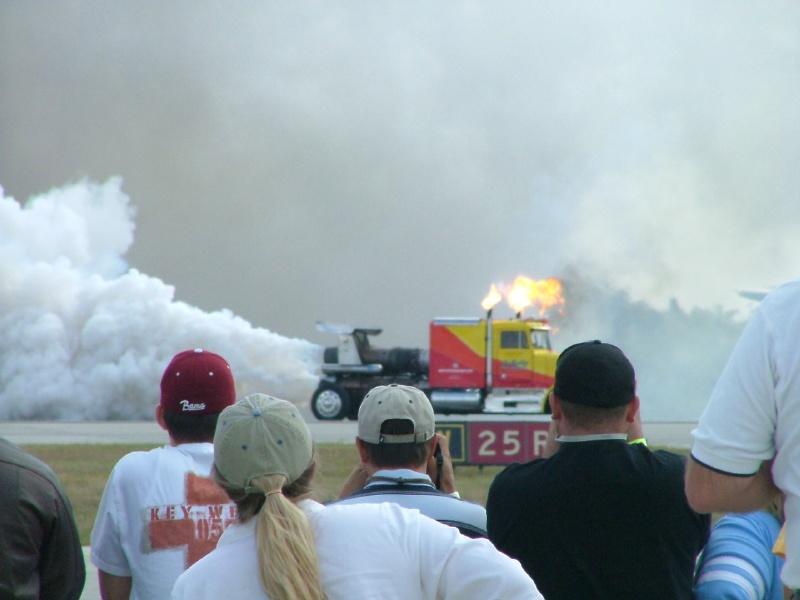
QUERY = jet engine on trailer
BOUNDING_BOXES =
[310,316,558,420]
[310,323,430,420]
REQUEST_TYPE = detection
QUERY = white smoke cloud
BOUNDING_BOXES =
[0,180,322,420]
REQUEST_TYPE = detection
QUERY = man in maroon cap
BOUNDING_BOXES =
[90,349,238,600]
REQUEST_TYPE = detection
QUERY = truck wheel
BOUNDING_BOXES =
[311,382,350,420]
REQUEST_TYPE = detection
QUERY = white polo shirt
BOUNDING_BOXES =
[691,278,800,588]
[172,499,542,599]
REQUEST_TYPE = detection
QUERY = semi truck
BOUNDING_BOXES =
[310,316,559,420]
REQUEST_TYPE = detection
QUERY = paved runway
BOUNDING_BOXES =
[1,416,695,600]
[0,417,695,448]
[0,418,359,446]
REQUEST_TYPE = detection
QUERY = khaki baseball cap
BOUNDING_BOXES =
[213,394,313,492]
[358,384,435,444]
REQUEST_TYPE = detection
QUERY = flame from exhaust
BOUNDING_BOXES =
[481,284,502,311]
[482,276,565,316]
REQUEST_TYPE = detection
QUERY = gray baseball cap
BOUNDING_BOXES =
[214,393,313,492]
[358,384,435,444]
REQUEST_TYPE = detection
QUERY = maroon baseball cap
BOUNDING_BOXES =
[160,349,236,415]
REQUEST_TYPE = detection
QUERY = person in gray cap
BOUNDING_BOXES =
[172,393,544,600]
[486,340,710,600]
[330,383,487,538]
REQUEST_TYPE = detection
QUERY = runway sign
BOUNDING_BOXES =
[436,420,551,465]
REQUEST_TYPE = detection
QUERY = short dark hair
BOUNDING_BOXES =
[360,419,429,468]
[162,411,220,443]
[558,398,629,429]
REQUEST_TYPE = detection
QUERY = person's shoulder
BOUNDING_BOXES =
[491,459,545,486]
[440,490,485,506]
[715,510,781,538]
[108,445,168,479]
[173,537,255,598]
[317,498,422,545]
[325,498,411,515]
[432,491,486,515]
[755,278,800,326]
[630,447,689,484]
[0,438,54,478]
[635,445,686,466]
[115,445,165,466]
[0,439,68,500]
[764,278,800,305]
[322,497,425,527]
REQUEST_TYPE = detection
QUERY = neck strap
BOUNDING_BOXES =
[367,474,432,486]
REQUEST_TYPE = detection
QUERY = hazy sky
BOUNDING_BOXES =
[1,2,798,420]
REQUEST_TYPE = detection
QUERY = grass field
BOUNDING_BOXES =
[22,443,506,545]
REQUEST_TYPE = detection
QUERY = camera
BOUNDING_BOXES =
[434,442,443,466]
[433,442,443,489]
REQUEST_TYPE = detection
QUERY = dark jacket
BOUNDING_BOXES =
[0,438,85,600]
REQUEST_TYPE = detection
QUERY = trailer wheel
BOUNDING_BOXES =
[311,382,350,420]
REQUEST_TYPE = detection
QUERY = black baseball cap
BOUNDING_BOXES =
[553,340,635,408]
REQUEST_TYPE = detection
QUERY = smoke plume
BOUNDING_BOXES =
[0,180,321,420]
[546,269,747,420]
[1,181,749,421]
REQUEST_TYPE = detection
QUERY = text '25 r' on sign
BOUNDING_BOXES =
[435,420,551,466]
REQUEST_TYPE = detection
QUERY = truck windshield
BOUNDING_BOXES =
[530,330,551,350]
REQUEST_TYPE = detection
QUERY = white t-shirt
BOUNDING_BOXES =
[91,443,237,600]
[172,499,542,600]
[691,277,800,588]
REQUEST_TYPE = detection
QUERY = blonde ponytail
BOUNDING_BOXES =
[214,463,324,600]
[251,473,324,600]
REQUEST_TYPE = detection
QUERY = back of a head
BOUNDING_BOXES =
[160,348,236,442]
[553,340,635,426]
[213,394,322,600]
[214,394,313,493]
[357,384,435,468]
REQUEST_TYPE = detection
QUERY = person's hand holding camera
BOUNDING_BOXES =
[426,433,457,495]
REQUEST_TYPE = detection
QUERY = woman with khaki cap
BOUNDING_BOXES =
[171,393,542,600]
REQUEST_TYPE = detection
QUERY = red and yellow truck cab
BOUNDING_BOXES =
[428,317,558,413]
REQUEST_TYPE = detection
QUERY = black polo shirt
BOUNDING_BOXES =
[487,439,710,599]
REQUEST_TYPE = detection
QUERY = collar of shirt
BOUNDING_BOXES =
[556,433,628,443]
[365,469,434,488]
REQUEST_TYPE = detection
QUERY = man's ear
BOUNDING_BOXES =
[626,396,640,423]
[154,405,168,431]
[550,393,563,421]
[355,437,370,464]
